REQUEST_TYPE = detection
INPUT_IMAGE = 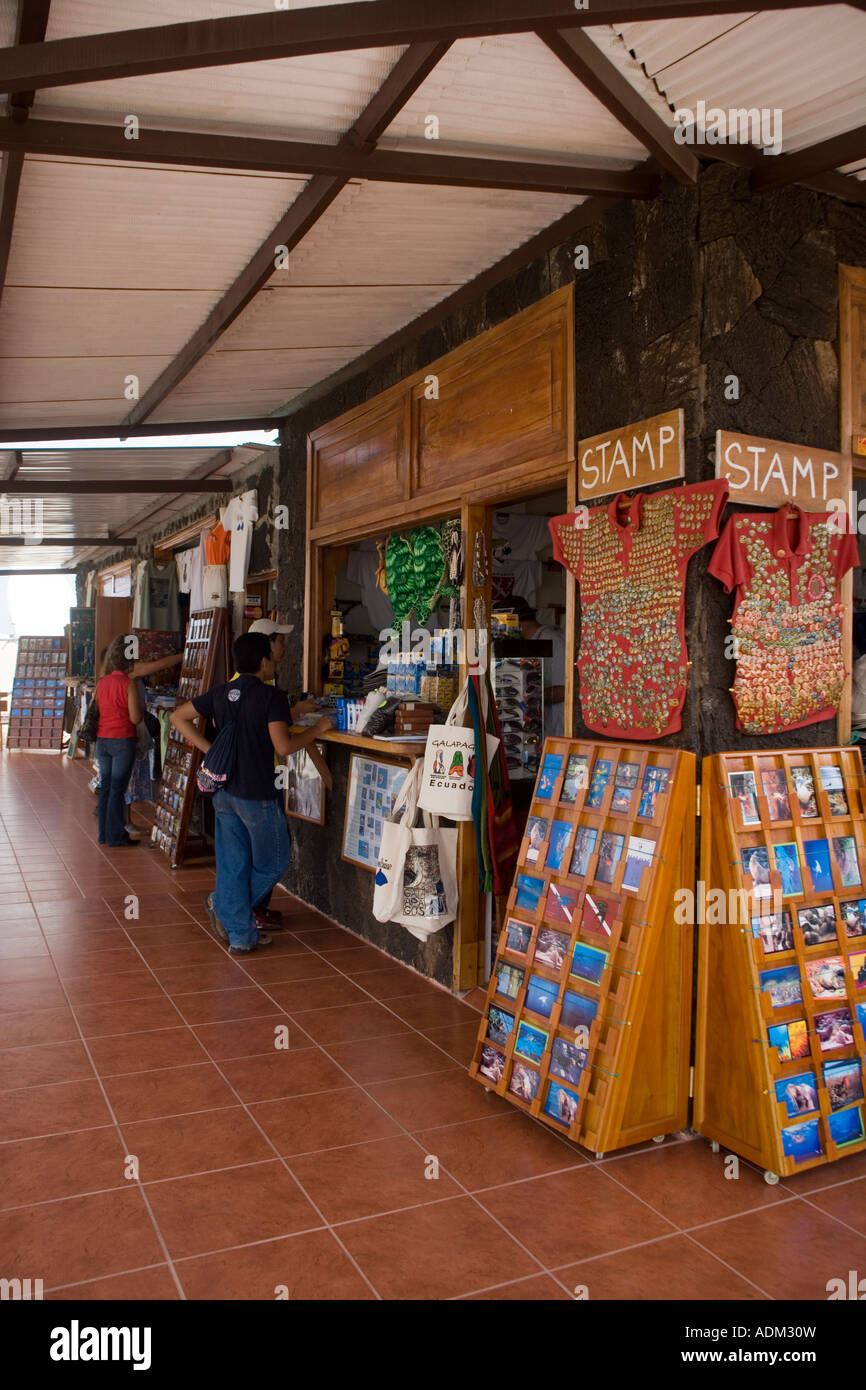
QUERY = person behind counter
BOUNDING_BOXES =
[170,631,333,955]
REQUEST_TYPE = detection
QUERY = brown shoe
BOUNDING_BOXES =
[230,931,273,956]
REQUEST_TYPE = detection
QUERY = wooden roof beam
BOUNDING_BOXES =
[751,123,866,193]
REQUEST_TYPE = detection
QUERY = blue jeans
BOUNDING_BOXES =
[213,792,291,950]
[95,737,136,845]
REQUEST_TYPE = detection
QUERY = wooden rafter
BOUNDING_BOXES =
[751,123,866,193]
[0,0,51,307]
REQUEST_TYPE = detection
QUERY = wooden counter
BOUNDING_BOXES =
[315,728,425,761]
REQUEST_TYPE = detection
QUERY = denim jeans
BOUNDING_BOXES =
[213,792,291,950]
[95,737,136,846]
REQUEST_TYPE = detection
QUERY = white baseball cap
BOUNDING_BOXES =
[248,619,294,636]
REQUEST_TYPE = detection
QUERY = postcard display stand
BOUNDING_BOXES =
[696,750,866,1182]
[152,609,229,868]
[7,637,68,749]
[470,739,696,1155]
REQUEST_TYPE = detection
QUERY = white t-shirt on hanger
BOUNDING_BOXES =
[222,489,259,593]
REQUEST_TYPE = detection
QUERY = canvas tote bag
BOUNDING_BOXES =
[417,683,499,822]
[373,761,422,923]
[373,761,459,938]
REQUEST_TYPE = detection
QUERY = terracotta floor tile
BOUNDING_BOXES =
[290,1133,461,1223]
[35,901,114,921]
[479,1166,676,1267]
[387,992,480,1031]
[264,976,371,1014]
[49,946,141,978]
[220,1048,350,1103]
[368,1069,510,1132]
[320,945,395,975]
[46,1266,180,1300]
[193,1013,313,1060]
[236,953,337,985]
[247,934,316,957]
[297,928,367,953]
[460,1274,573,1300]
[171,986,278,1026]
[0,1005,79,1049]
[805,1176,866,1235]
[132,940,227,969]
[423,1020,486,1067]
[154,960,249,994]
[692,1202,866,1298]
[294,1001,413,1046]
[122,1106,273,1182]
[611,1140,791,1228]
[0,936,49,959]
[63,969,164,1006]
[0,978,69,1013]
[0,957,58,982]
[74,995,182,1037]
[558,1233,768,1300]
[177,1229,376,1300]
[0,1038,93,1090]
[145,1160,321,1260]
[416,1112,583,1190]
[339,1196,538,1300]
[779,1148,866,1191]
[101,1061,238,1122]
[348,967,443,1001]
[326,1032,460,1085]
[88,1026,209,1076]
[0,1078,112,1140]
[0,1128,128,1209]
[124,924,213,949]
[0,1187,164,1289]
[250,1088,400,1156]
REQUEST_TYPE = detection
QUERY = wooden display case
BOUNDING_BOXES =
[696,749,866,1182]
[470,738,696,1155]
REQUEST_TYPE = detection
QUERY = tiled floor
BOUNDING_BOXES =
[1,752,865,1300]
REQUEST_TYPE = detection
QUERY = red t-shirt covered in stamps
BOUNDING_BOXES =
[550,479,728,740]
[708,504,858,734]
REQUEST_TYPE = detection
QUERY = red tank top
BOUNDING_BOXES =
[97,670,136,739]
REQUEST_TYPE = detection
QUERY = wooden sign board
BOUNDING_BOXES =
[578,409,684,501]
[715,429,852,511]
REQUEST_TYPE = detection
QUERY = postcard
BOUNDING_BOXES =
[797,905,838,947]
[791,765,818,818]
[824,1059,865,1112]
[494,961,525,1002]
[478,1044,505,1084]
[525,815,550,865]
[761,769,791,822]
[515,873,544,913]
[820,764,849,817]
[508,1061,540,1103]
[611,761,640,813]
[842,899,866,939]
[774,1072,819,1118]
[486,1006,514,1048]
[803,838,834,894]
[849,950,866,988]
[759,965,803,1009]
[804,955,846,1000]
[513,1020,548,1065]
[781,1118,823,1163]
[622,835,655,893]
[503,918,532,956]
[729,770,760,826]
[570,941,609,987]
[586,758,612,809]
[828,1106,865,1148]
[742,846,771,898]
[548,1036,588,1087]
[833,836,861,889]
[525,973,559,1020]
[560,988,599,1041]
[767,1018,810,1062]
[581,893,617,939]
[857,1001,866,1035]
[543,1080,580,1129]
[638,764,670,819]
[534,926,570,972]
[544,882,580,927]
[773,842,803,897]
[568,825,597,878]
[752,911,795,954]
[560,754,589,805]
[815,1008,855,1050]
[595,831,625,886]
[536,752,563,801]
[546,820,574,875]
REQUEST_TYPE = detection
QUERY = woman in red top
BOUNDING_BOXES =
[95,636,143,847]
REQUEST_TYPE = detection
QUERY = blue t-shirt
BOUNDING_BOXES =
[192,675,291,801]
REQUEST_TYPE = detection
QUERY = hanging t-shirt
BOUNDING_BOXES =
[137,560,180,632]
[222,490,259,593]
[204,522,231,567]
[130,559,148,628]
[491,510,551,606]
[188,532,206,614]
[708,505,858,734]
[550,479,728,740]
[176,550,193,593]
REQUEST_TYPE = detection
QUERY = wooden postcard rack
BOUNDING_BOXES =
[696,749,866,1182]
[469,738,695,1156]
[152,609,230,868]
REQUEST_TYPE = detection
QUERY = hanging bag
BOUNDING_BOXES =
[373,760,459,938]
[373,760,422,923]
[418,683,499,822]
[196,683,241,796]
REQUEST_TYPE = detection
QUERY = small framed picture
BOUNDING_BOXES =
[513,1021,548,1065]
[494,961,525,1002]
[508,1061,540,1103]
[503,918,532,957]
[285,742,327,824]
[544,881,581,927]
[814,1008,855,1051]
[774,1072,819,1118]
[781,1118,823,1163]
[804,956,846,1000]
[828,1105,865,1149]
[824,1059,865,1112]
[525,973,558,1020]
[549,1036,588,1087]
[729,770,760,825]
[543,1080,580,1129]
[833,836,861,889]
[486,1006,515,1048]
[758,965,802,1009]
[570,941,609,987]
[533,927,570,972]
[796,905,837,947]
[478,1044,505,1084]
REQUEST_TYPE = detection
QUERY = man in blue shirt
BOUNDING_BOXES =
[171,632,332,954]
